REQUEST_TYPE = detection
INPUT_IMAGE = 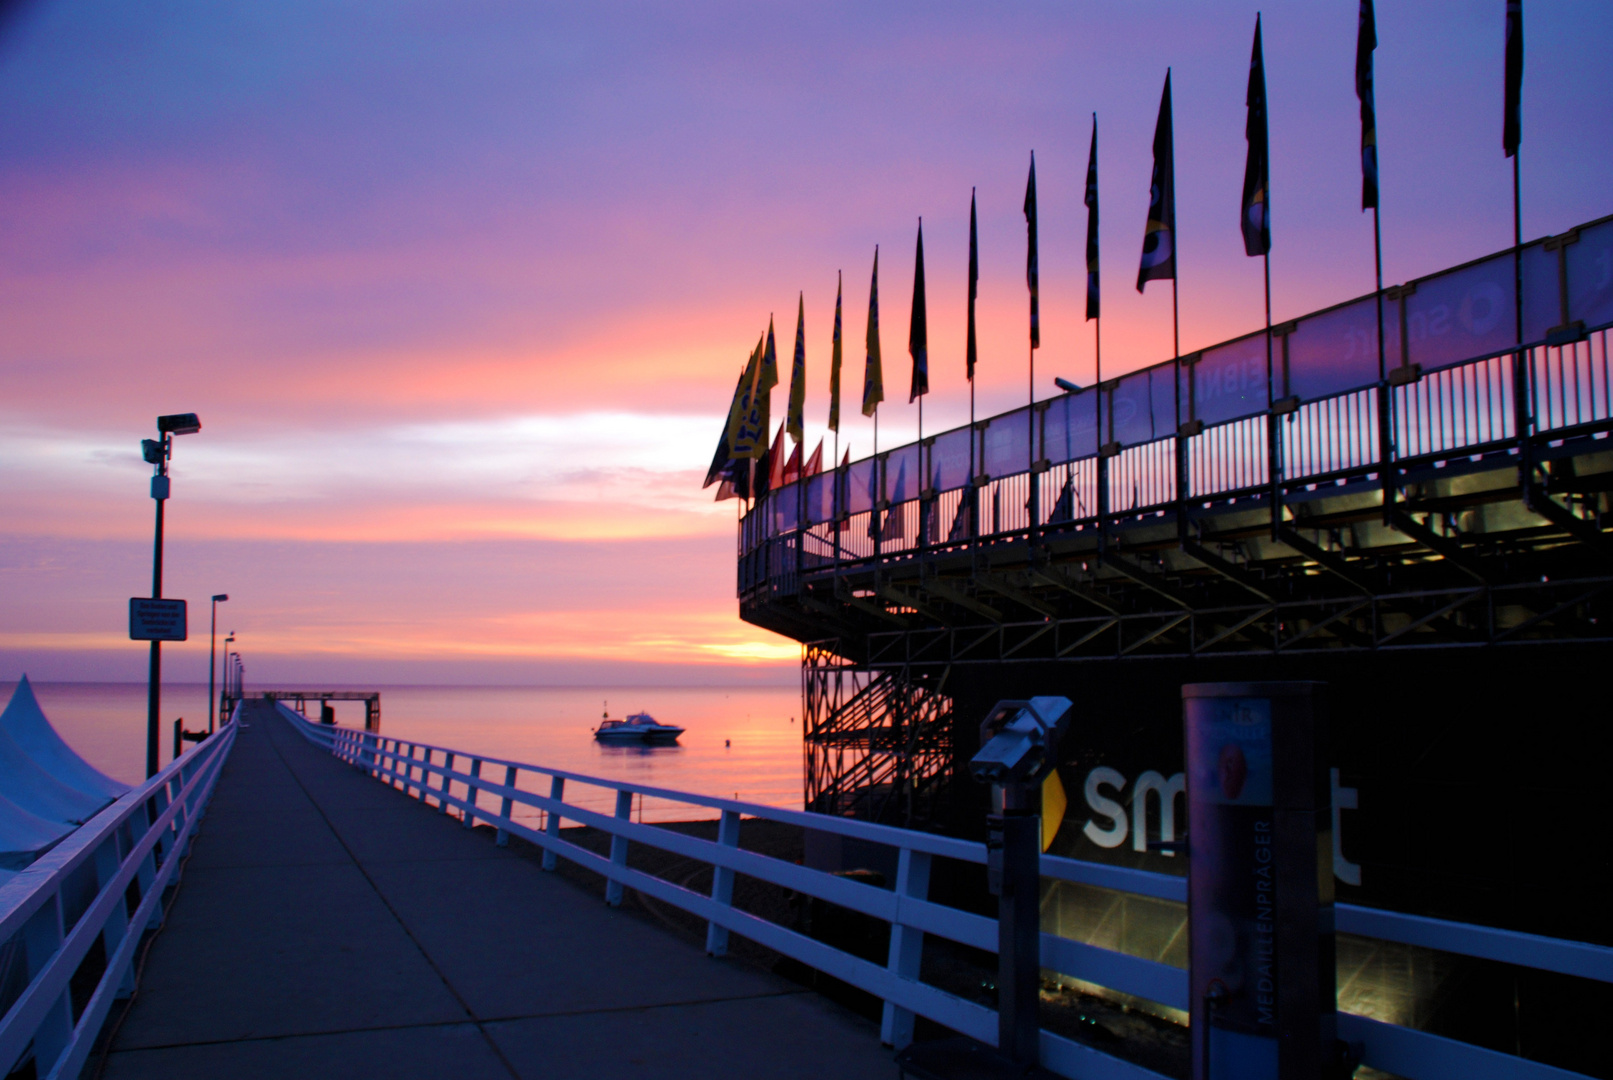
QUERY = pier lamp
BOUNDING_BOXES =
[221,634,236,722]
[1053,377,1081,394]
[208,596,228,733]
[143,413,202,778]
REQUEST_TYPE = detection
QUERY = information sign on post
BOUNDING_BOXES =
[129,598,188,641]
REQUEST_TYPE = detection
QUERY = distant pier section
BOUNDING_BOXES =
[254,688,382,731]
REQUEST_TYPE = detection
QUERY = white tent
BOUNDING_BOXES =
[1,676,127,802]
[0,789,72,872]
[0,677,117,838]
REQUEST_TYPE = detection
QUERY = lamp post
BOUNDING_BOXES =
[143,412,202,778]
[208,597,229,733]
[221,633,235,723]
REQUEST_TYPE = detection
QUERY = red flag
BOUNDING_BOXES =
[804,439,824,478]
[766,426,786,490]
[781,441,803,485]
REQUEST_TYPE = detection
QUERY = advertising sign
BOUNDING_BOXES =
[129,598,187,641]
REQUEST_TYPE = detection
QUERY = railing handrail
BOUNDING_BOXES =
[0,719,238,1080]
[286,706,1607,1080]
[337,727,989,863]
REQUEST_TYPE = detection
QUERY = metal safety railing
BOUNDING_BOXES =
[738,214,1613,595]
[282,705,1609,1080]
[0,719,237,1080]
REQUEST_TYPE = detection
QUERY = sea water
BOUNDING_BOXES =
[5,682,804,823]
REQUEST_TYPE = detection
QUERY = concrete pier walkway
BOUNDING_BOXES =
[100,702,897,1079]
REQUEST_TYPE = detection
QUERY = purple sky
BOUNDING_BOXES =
[2,1,1609,684]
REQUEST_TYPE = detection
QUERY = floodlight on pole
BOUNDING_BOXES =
[144,412,201,778]
[1053,377,1081,394]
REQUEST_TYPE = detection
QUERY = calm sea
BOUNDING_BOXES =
[4,682,805,823]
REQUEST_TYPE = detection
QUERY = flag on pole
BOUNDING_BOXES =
[1084,115,1099,321]
[730,336,767,459]
[828,272,843,432]
[781,440,803,485]
[862,247,884,417]
[1504,0,1523,157]
[758,424,785,496]
[1137,71,1177,291]
[909,220,929,402]
[879,458,906,541]
[1356,0,1379,210]
[833,446,851,531]
[787,294,807,445]
[1024,153,1040,349]
[760,316,780,395]
[752,318,777,453]
[804,438,823,478]
[1241,17,1271,258]
[704,354,753,487]
[967,190,979,380]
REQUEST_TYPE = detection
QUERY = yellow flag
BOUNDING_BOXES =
[730,336,767,459]
[787,293,807,446]
[759,316,779,395]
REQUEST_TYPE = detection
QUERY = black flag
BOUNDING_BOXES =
[1504,0,1523,157]
[909,220,929,402]
[1024,152,1039,349]
[1241,17,1271,257]
[967,190,979,380]
[1084,115,1099,321]
[1137,71,1176,291]
[1356,0,1379,210]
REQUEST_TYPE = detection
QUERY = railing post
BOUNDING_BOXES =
[880,847,932,1049]
[19,892,72,1075]
[495,765,517,847]
[605,789,633,907]
[705,808,742,956]
[464,758,483,829]
[93,833,136,997]
[542,776,565,870]
[439,752,455,813]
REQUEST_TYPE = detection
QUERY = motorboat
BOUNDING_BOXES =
[594,711,684,744]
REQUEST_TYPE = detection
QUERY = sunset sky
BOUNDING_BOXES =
[3,1,1610,685]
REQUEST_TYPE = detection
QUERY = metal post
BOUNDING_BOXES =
[207,602,216,733]
[439,752,454,813]
[992,799,1041,1065]
[146,452,166,779]
[605,789,633,907]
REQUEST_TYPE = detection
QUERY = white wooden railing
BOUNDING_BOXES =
[283,706,1609,1080]
[0,718,237,1080]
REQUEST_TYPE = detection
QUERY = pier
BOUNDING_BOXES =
[95,700,894,1079]
[5,694,1611,1079]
